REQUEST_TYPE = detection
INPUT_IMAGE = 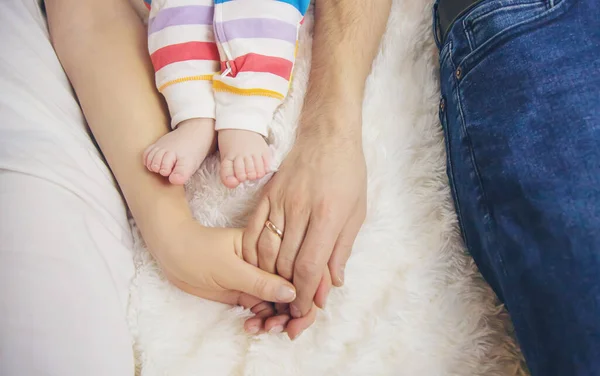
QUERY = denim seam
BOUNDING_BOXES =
[469,1,546,24]
[456,0,574,81]
[439,96,469,252]
[450,55,509,279]
[439,40,453,67]
[465,2,547,52]
[462,18,475,52]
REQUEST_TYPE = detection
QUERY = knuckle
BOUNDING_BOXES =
[295,259,320,280]
[258,236,279,259]
[276,257,294,278]
[289,199,308,217]
[315,200,334,220]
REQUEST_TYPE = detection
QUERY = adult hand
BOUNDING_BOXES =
[243,110,368,319]
[149,219,298,309]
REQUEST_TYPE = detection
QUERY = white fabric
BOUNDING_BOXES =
[162,79,217,127]
[0,0,526,375]
[130,2,526,376]
[0,1,135,375]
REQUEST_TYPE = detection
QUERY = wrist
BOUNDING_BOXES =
[297,96,363,143]
[131,187,193,255]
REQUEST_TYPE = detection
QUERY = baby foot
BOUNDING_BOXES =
[143,118,216,185]
[218,129,272,188]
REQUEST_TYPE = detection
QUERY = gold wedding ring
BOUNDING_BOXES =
[264,220,284,239]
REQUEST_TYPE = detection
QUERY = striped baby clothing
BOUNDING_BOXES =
[146,0,310,136]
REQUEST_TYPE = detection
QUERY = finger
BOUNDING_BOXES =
[276,200,309,281]
[237,293,266,310]
[257,228,282,274]
[329,200,366,286]
[223,256,296,303]
[243,198,270,267]
[258,194,285,274]
[244,305,276,335]
[166,271,242,305]
[291,215,338,317]
[244,300,277,335]
[313,267,332,309]
[265,313,291,334]
[257,203,285,274]
[286,304,318,340]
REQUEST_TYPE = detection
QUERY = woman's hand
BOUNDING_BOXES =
[149,219,298,308]
[242,119,368,319]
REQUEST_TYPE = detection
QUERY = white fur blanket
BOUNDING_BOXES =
[128,1,527,374]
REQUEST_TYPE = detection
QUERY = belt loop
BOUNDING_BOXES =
[432,0,443,50]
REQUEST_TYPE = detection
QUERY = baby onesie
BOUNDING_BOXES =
[145,0,310,136]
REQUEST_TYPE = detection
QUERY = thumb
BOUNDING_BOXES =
[224,257,297,303]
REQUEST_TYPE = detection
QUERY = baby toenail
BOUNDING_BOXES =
[247,326,259,334]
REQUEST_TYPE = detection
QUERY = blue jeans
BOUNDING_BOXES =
[434,0,600,374]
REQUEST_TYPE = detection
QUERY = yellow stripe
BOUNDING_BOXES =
[213,80,285,100]
[289,40,299,90]
[158,74,215,92]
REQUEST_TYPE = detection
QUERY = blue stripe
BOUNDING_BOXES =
[214,0,310,15]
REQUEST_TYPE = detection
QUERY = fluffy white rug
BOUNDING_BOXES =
[128,1,527,375]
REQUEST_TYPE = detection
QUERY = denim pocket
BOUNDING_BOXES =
[457,0,575,75]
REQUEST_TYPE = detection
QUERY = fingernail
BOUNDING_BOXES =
[247,326,259,335]
[290,304,302,318]
[269,325,284,334]
[276,286,296,302]
[338,266,346,285]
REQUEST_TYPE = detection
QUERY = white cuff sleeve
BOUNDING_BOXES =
[214,90,282,138]
[161,79,215,129]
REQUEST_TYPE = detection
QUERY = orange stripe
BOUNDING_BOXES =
[213,80,285,100]
[158,74,215,92]
[151,42,219,72]
[224,53,293,80]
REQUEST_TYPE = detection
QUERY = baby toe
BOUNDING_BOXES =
[234,156,247,183]
[143,145,155,166]
[169,158,193,185]
[159,151,177,177]
[151,149,167,173]
[261,151,273,174]
[144,146,158,171]
[220,158,239,188]
[253,155,266,178]
[244,156,257,180]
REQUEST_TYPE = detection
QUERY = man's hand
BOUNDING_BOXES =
[243,108,368,318]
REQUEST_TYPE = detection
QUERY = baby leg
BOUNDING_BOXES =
[212,1,309,187]
[144,0,220,184]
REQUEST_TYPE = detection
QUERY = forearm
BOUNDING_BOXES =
[300,0,391,138]
[46,0,191,249]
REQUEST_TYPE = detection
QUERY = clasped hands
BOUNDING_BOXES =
[239,126,367,339]
[155,111,366,340]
